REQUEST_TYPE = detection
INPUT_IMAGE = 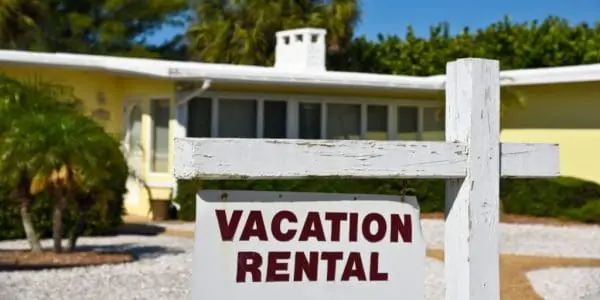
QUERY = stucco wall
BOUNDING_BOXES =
[501,82,600,184]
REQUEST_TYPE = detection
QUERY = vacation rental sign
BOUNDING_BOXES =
[190,190,425,300]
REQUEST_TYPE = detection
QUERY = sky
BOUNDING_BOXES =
[146,0,600,45]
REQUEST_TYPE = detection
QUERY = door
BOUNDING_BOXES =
[121,101,143,208]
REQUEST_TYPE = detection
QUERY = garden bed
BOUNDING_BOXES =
[0,250,134,271]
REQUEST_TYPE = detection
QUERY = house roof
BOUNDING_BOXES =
[0,49,599,93]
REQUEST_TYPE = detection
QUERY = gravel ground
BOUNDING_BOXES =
[1,219,599,300]
[527,268,600,300]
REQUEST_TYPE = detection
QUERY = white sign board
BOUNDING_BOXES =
[190,190,425,300]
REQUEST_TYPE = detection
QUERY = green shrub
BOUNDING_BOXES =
[175,178,446,221]
[175,176,600,223]
[0,187,126,241]
[562,200,600,223]
[501,177,600,221]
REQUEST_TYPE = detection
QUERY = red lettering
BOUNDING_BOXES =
[239,210,268,241]
[293,252,318,281]
[324,212,346,242]
[390,214,412,243]
[215,209,242,241]
[298,212,326,241]
[266,252,290,282]
[348,213,359,242]
[369,252,388,281]
[271,210,297,242]
[235,251,389,283]
[321,252,343,281]
[362,213,386,243]
[236,252,262,282]
[340,252,367,281]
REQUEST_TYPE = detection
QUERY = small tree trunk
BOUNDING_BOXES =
[19,199,42,253]
[17,176,42,253]
[52,196,67,253]
[66,205,88,252]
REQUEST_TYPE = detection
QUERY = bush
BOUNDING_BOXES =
[175,176,600,223]
[501,177,600,222]
[0,186,126,241]
[175,178,447,221]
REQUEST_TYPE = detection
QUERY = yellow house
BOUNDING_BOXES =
[0,27,598,219]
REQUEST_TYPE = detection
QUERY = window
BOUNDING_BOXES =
[423,107,445,141]
[397,106,419,140]
[263,100,287,138]
[188,97,211,138]
[366,105,388,140]
[326,103,361,139]
[218,99,257,138]
[299,103,321,139]
[150,99,170,173]
[182,94,443,143]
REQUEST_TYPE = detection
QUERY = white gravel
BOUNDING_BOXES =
[527,268,600,300]
[1,219,599,300]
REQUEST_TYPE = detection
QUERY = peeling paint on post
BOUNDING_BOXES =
[173,58,560,300]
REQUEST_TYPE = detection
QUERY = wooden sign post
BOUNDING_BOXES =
[174,58,560,300]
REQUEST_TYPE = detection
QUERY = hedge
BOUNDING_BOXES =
[0,187,125,241]
[175,177,600,223]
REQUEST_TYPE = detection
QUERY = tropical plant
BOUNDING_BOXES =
[0,111,128,253]
[0,74,81,252]
[0,74,128,253]
[186,0,361,65]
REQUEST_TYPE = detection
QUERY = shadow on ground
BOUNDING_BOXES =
[116,223,168,236]
[77,243,186,260]
[0,243,186,272]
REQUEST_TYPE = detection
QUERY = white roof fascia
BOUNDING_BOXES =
[429,63,600,87]
[167,66,443,91]
[498,64,600,86]
[1,50,600,91]
[0,50,443,91]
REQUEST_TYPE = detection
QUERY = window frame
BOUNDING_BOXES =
[146,96,173,176]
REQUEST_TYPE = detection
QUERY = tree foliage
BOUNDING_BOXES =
[336,16,600,75]
[0,0,46,49]
[0,0,188,58]
[186,0,361,65]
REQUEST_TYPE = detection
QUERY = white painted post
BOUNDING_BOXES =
[444,59,500,300]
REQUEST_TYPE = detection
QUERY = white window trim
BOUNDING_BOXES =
[183,91,442,142]
[122,97,144,155]
[146,96,173,176]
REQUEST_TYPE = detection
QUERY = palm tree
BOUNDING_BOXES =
[1,111,123,253]
[186,0,361,65]
[0,75,80,253]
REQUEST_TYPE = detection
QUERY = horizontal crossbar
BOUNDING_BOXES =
[173,138,559,180]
